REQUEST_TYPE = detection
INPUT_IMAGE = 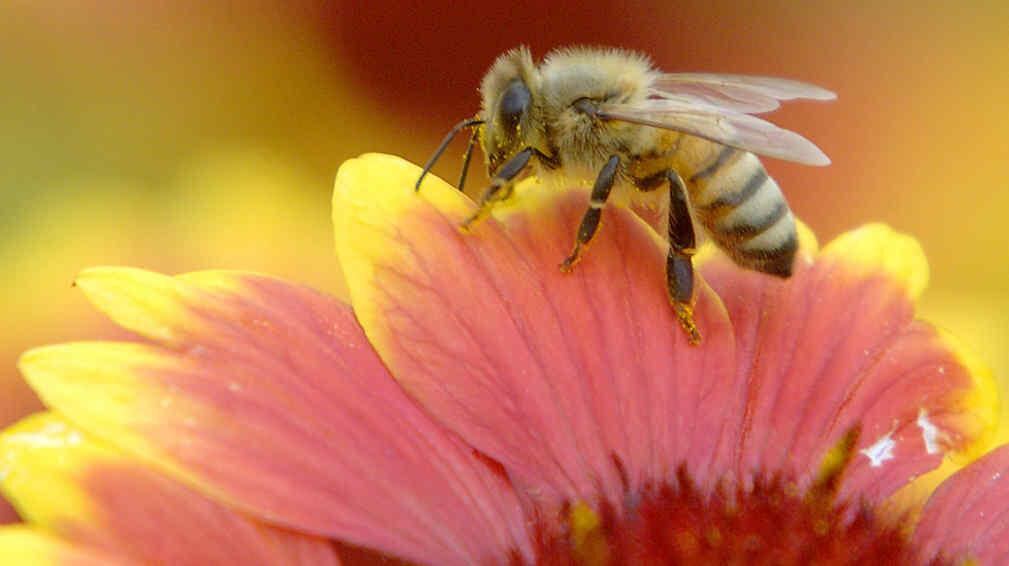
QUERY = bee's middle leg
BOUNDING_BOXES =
[461,147,533,231]
[666,169,702,345]
[559,154,621,272]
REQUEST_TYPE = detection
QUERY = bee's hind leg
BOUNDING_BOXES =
[460,147,534,231]
[666,170,702,345]
[560,155,621,272]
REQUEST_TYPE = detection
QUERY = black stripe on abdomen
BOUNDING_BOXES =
[707,168,768,213]
[736,228,799,277]
[720,200,789,239]
[689,146,739,183]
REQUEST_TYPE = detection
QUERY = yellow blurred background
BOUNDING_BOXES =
[2,1,1007,523]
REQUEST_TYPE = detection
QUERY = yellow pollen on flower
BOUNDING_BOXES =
[810,428,860,500]
[569,501,609,566]
[570,502,601,542]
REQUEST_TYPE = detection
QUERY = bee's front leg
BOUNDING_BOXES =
[416,117,484,193]
[456,128,480,193]
[559,155,621,272]
[460,147,534,232]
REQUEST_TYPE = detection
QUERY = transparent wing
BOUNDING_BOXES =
[652,73,836,114]
[599,97,831,166]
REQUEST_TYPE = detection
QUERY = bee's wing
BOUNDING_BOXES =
[651,73,836,114]
[599,96,831,166]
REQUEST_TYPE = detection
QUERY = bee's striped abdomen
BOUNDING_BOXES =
[688,146,798,277]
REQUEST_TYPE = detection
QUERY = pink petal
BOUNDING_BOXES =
[699,225,996,501]
[81,462,342,566]
[335,155,738,506]
[0,413,339,566]
[23,269,531,565]
[0,499,15,525]
[914,443,1009,563]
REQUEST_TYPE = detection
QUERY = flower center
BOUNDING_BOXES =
[530,433,960,565]
[531,471,947,565]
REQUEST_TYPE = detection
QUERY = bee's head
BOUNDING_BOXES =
[479,46,544,174]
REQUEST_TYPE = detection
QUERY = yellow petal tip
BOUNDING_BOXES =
[75,267,194,344]
[332,154,476,310]
[0,413,100,531]
[795,218,820,258]
[821,223,929,300]
[17,344,78,394]
[937,328,1000,464]
[0,526,110,566]
[17,342,159,437]
[332,154,471,238]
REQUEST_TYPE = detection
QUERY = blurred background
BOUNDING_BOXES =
[2,1,1007,522]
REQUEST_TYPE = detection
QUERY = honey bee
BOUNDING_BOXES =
[416,46,834,344]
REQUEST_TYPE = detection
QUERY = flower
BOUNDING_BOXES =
[1,153,1006,564]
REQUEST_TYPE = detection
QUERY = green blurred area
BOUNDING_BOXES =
[2,0,1008,521]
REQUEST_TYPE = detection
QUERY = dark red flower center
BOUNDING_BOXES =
[528,433,959,565]
[340,433,968,565]
[527,471,953,565]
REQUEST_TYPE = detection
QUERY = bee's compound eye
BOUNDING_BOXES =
[498,79,531,128]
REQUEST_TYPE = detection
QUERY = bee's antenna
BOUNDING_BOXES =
[416,117,484,192]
